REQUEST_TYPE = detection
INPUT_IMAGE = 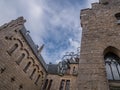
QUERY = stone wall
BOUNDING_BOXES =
[46,74,77,90]
[0,17,47,90]
[78,0,120,90]
[45,63,78,90]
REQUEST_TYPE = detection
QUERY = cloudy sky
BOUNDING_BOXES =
[0,0,98,64]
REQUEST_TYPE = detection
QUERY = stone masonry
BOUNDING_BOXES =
[78,0,120,90]
[0,17,47,90]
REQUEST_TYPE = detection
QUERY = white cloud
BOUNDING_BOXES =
[0,0,99,64]
[69,38,80,48]
[86,0,99,8]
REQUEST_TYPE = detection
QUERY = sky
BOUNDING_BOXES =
[0,0,98,64]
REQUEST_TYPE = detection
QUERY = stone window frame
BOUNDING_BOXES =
[35,74,41,85]
[115,13,120,25]
[7,43,18,56]
[47,79,53,90]
[23,61,31,73]
[43,79,49,90]
[16,53,25,65]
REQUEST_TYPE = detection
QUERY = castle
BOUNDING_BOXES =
[0,0,120,90]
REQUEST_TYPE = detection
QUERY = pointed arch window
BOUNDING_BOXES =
[47,80,53,90]
[35,75,40,85]
[59,79,65,90]
[115,13,120,25]
[65,80,70,90]
[104,52,120,80]
[16,53,25,65]
[43,79,48,90]
[23,62,31,73]
[115,13,120,20]
[30,69,36,79]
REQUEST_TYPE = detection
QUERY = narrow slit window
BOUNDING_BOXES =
[23,62,31,73]
[30,69,36,79]
[73,67,75,72]
[59,79,65,90]
[35,75,40,85]
[115,13,120,25]
[47,80,53,90]
[65,80,70,90]
[16,53,25,65]
[43,79,48,90]
[7,44,18,55]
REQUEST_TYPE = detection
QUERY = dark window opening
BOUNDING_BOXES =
[47,80,53,90]
[104,52,120,80]
[59,79,65,90]
[65,80,70,90]
[115,13,120,20]
[110,86,120,90]
[23,62,31,73]
[7,44,18,55]
[16,53,25,65]
[73,67,75,72]
[35,75,40,85]
[30,69,36,79]
[102,1,109,5]
[43,79,48,90]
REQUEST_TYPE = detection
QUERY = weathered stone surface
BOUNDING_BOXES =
[78,0,120,90]
[0,17,47,90]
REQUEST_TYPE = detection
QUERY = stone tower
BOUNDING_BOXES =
[79,0,120,90]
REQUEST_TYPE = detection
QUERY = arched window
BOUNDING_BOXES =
[16,53,25,65]
[104,52,120,80]
[30,69,36,79]
[115,13,120,20]
[35,75,40,85]
[7,44,18,55]
[47,79,53,90]
[115,13,120,25]
[73,66,75,72]
[65,80,70,90]
[59,79,65,90]
[43,79,48,90]
[23,62,31,73]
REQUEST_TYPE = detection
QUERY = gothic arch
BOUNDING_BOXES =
[33,64,40,71]
[39,71,44,75]
[15,38,24,47]
[103,46,120,80]
[29,57,35,64]
[103,46,120,57]
[23,48,30,57]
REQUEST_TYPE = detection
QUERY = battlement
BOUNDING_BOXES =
[0,16,26,31]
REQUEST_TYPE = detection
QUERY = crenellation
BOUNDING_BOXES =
[1,0,120,90]
[79,0,120,90]
[91,2,100,10]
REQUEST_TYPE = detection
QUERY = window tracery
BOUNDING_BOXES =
[105,52,120,80]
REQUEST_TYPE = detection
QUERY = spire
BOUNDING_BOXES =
[38,44,44,54]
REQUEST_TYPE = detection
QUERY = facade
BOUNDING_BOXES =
[0,17,47,90]
[79,0,120,90]
[44,51,79,90]
[1,0,120,90]
[0,17,79,90]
